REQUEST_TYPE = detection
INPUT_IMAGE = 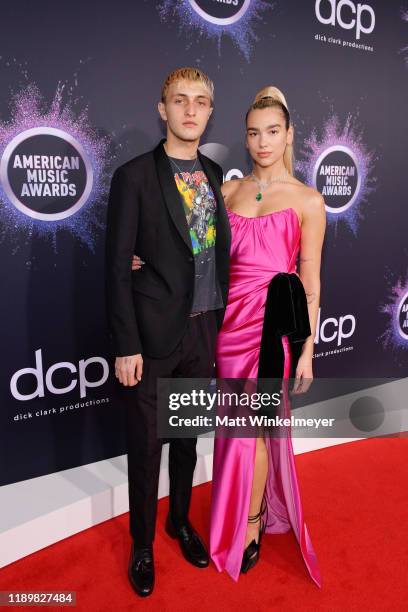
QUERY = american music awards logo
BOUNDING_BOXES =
[189,0,251,24]
[157,0,274,60]
[297,114,376,235]
[0,84,109,250]
[379,274,408,357]
[1,127,93,222]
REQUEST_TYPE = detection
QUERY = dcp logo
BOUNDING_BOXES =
[10,349,109,400]
[0,126,93,221]
[315,0,375,40]
[189,0,251,25]
[315,307,356,346]
[313,145,360,214]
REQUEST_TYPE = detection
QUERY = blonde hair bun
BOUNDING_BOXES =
[253,86,289,110]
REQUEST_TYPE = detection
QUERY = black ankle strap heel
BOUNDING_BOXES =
[241,497,268,574]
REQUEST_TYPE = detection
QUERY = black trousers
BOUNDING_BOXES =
[126,310,218,547]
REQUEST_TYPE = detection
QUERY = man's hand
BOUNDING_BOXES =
[115,354,143,386]
[131,255,144,271]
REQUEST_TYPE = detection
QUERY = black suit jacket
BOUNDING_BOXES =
[105,139,231,359]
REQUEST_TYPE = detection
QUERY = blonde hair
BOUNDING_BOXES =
[253,86,289,108]
[161,67,214,103]
[247,86,294,176]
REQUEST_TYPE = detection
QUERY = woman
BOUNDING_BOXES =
[209,87,325,586]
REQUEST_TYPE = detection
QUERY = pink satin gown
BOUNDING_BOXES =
[210,207,322,587]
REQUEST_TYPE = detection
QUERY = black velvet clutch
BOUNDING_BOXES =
[257,272,311,380]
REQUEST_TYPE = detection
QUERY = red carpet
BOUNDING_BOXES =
[1,438,407,611]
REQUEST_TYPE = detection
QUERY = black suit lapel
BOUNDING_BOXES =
[153,139,192,253]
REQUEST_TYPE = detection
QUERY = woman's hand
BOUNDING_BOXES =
[131,255,144,271]
[292,352,313,395]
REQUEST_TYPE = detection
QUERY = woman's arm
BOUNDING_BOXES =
[296,190,326,379]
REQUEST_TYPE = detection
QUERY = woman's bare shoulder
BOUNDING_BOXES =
[290,178,325,214]
[221,177,247,201]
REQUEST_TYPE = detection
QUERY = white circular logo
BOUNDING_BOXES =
[199,142,230,166]
[189,0,251,25]
[0,127,93,221]
[313,145,361,214]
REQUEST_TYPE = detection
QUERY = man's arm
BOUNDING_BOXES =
[105,166,143,359]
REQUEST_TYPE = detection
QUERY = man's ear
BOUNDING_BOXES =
[158,101,167,121]
[209,106,214,117]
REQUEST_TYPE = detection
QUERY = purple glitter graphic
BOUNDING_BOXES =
[0,84,110,251]
[157,0,274,61]
[401,8,408,66]
[379,273,408,355]
[296,114,376,235]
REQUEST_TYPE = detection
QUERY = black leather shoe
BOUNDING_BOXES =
[165,514,209,568]
[128,542,154,597]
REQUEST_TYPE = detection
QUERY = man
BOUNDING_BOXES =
[105,67,230,597]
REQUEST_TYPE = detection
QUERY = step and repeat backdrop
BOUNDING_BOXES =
[1,0,407,485]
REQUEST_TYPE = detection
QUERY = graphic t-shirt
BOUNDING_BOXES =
[169,156,224,312]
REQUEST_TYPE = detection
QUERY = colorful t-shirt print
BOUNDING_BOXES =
[174,169,216,255]
[169,156,223,312]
